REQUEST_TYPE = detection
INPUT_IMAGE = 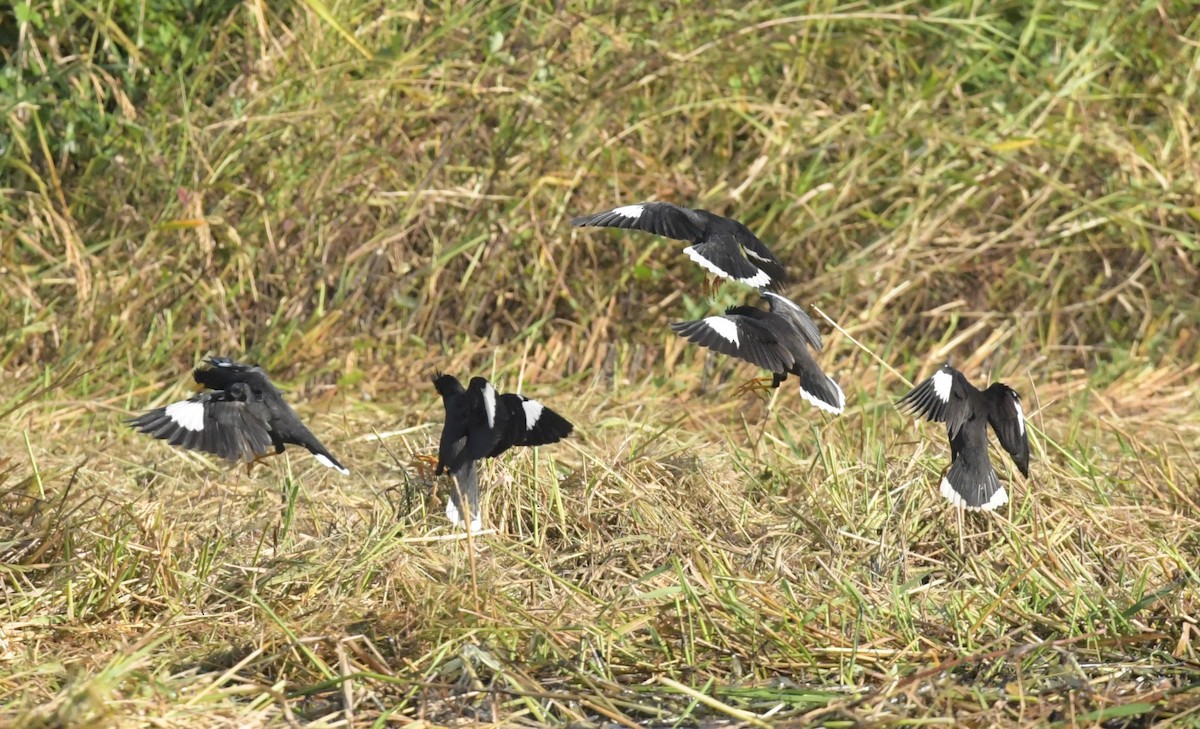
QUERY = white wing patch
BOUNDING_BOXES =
[931,368,953,403]
[482,383,497,429]
[314,453,350,475]
[1013,397,1025,436]
[612,204,644,219]
[522,399,545,430]
[703,316,740,346]
[165,400,205,432]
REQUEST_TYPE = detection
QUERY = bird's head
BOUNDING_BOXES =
[431,372,464,397]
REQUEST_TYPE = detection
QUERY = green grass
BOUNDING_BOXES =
[3,0,1200,726]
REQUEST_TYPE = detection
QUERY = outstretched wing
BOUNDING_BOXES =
[897,363,972,438]
[571,202,706,242]
[984,384,1030,477]
[497,393,573,452]
[128,390,274,463]
[670,307,794,374]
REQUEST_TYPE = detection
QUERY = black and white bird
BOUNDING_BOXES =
[670,290,845,414]
[432,373,573,531]
[128,356,349,475]
[571,202,788,291]
[897,363,1030,511]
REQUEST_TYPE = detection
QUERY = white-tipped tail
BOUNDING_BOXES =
[940,476,1008,511]
[314,452,350,475]
[798,377,845,415]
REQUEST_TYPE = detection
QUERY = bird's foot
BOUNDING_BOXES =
[244,452,281,476]
[734,377,775,400]
[412,453,440,476]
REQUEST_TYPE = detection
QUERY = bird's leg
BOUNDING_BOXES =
[706,276,723,299]
[734,377,775,399]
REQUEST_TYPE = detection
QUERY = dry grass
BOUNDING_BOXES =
[2,1,1200,726]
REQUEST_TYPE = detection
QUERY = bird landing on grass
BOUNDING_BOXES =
[898,363,1030,511]
[431,373,573,531]
[128,356,349,475]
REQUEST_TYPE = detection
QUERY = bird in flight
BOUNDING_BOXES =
[670,290,845,414]
[128,356,349,475]
[431,373,573,531]
[897,363,1030,510]
[571,202,788,294]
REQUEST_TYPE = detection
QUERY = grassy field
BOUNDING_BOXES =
[3,0,1200,726]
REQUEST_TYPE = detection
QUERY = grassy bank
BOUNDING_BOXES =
[2,1,1199,726]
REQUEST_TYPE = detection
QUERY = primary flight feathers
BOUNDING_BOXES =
[571,202,788,291]
[898,363,1030,511]
[670,290,845,414]
[432,373,573,530]
[128,356,349,475]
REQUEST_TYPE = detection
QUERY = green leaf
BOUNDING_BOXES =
[1073,702,1155,723]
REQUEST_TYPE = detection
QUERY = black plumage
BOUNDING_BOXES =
[571,202,787,290]
[432,373,573,530]
[128,356,349,474]
[897,363,1030,510]
[670,290,845,414]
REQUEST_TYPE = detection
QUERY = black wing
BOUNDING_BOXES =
[571,202,706,242]
[725,220,788,288]
[760,291,822,351]
[496,393,573,452]
[464,377,508,460]
[128,391,274,463]
[984,383,1030,477]
[683,238,774,288]
[897,363,972,438]
[670,307,794,374]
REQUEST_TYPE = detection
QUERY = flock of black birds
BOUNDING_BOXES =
[128,201,1032,527]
